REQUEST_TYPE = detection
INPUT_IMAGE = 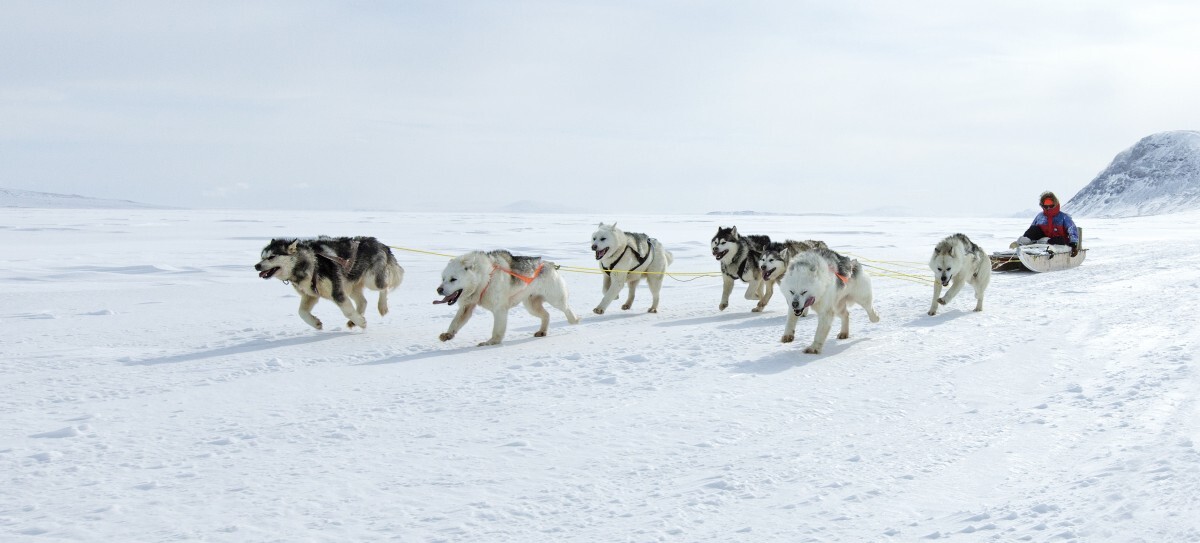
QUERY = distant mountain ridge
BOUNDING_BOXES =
[1067,131,1200,217]
[0,187,170,209]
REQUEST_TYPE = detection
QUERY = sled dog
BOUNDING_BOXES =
[928,233,990,316]
[255,236,404,330]
[711,226,771,311]
[435,250,581,346]
[780,247,880,354]
[756,239,827,313]
[590,222,674,314]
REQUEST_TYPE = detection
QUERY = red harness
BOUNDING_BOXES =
[478,263,545,302]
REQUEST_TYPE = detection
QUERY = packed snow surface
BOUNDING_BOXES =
[3,209,1200,542]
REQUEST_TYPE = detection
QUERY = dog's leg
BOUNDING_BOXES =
[377,286,389,317]
[298,294,323,330]
[646,273,664,313]
[594,272,626,314]
[806,311,833,354]
[973,265,990,312]
[754,280,774,312]
[480,308,508,346]
[940,276,965,307]
[336,295,368,329]
[545,285,581,325]
[781,310,799,343]
[348,286,369,327]
[719,276,734,311]
[439,303,475,342]
[743,279,762,300]
[621,277,639,310]
[836,304,851,340]
[928,280,943,316]
[524,296,551,337]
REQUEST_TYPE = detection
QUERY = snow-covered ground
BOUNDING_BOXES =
[3,209,1199,542]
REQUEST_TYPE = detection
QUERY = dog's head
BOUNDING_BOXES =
[929,241,962,287]
[435,252,488,306]
[590,222,623,260]
[758,246,788,281]
[781,253,826,316]
[255,239,300,281]
[711,226,740,261]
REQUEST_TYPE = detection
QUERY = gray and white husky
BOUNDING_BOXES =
[435,250,581,346]
[780,247,880,354]
[255,236,404,330]
[756,239,827,313]
[928,233,990,316]
[711,226,771,311]
[590,222,674,314]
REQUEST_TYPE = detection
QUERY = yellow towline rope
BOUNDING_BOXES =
[389,245,930,285]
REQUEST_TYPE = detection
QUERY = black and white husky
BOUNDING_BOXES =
[756,239,827,313]
[435,250,581,346]
[780,247,880,354]
[590,222,674,314]
[711,226,771,311]
[928,233,990,316]
[255,236,404,330]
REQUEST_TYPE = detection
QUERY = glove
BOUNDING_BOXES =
[1070,243,1079,257]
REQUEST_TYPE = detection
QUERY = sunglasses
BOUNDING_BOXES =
[1041,203,1055,209]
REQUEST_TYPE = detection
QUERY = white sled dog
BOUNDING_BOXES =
[435,250,581,346]
[756,239,827,313]
[928,233,991,316]
[590,222,674,314]
[255,236,404,330]
[711,226,771,311]
[780,247,880,354]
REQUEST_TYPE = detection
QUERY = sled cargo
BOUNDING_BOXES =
[990,229,1086,273]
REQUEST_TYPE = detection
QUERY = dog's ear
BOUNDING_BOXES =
[287,240,299,255]
[730,226,738,237]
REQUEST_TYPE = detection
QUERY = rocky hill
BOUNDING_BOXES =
[1067,131,1200,217]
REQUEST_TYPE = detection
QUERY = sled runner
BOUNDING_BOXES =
[990,229,1086,273]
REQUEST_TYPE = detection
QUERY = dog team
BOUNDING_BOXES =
[254,225,992,354]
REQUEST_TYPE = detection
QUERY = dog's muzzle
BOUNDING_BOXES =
[940,277,951,287]
[256,264,279,280]
[762,267,774,281]
[433,288,462,306]
[713,249,728,260]
[594,246,608,260]
[791,296,815,315]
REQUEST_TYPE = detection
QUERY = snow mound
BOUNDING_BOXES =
[1067,131,1200,217]
[0,187,170,209]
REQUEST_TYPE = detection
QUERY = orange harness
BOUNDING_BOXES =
[478,263,545,302]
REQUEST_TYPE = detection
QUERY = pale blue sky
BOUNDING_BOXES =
[3,0,1199,215]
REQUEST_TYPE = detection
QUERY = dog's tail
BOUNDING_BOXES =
[386,254,405,290]
[665,250,674,266]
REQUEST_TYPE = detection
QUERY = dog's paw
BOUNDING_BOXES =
[837,332,850,340]
[477,339,501,347]
[311,320,323,330]
[533,331,547,338]
[646,307,657,314]
[928,309,938,316]
[718,303,728,311]
[621,303,632,310]
[803,345,821,354]
[751,306,763,313]
[781,334,794,343]
[438,332,454,342]
[937,297,947,305]
[593,307,605,315]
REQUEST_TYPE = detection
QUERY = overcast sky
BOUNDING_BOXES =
[3,1,1199,216]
